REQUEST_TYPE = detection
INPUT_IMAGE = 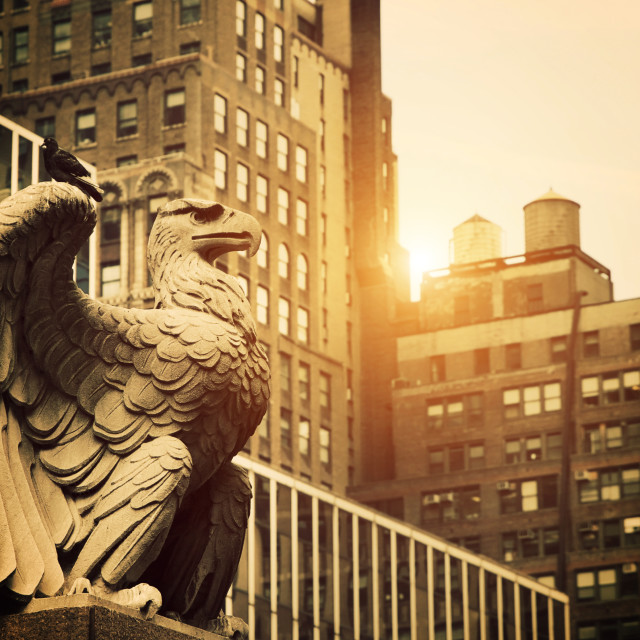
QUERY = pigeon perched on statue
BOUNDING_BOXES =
[40,137,104,202]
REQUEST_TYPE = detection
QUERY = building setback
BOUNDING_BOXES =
[350,190,640,639]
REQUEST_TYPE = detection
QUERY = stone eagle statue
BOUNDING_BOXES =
[0,182,270,634]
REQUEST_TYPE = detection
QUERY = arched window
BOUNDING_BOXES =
[257,232,269,268]
[297,253,308,290]
[278,243,290,279]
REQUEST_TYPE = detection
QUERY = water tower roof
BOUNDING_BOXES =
[454,213,495,229]
[525,189,579,208]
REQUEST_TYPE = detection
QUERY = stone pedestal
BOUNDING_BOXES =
[0,594,226,640]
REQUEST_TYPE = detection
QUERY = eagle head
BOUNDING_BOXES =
[148,199,261,270]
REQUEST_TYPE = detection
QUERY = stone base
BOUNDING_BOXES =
[0,594,226,640]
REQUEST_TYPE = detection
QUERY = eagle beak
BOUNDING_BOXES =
[191,206,262,261]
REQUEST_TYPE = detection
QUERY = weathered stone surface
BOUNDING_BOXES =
[0,594,225,640]
[0,183,270,634]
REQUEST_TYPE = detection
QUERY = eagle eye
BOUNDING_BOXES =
[192,204,225,224]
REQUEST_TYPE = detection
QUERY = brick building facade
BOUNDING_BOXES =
[350,191,640,638]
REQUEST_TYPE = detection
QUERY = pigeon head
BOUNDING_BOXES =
[40,137,59,151]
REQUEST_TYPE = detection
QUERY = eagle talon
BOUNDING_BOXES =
[67,577,94,596]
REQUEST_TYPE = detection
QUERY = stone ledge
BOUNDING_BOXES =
[0,594,225,640]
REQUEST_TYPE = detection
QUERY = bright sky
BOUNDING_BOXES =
[380,0,640,301]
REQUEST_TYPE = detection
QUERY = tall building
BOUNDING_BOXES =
[350,190,640,639]
[0,0,409,495]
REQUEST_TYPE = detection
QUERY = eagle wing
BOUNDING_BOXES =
[0,183,269,600]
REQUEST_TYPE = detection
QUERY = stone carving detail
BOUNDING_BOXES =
[0,183,270,636]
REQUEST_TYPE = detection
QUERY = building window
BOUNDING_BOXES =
[235,108,249,147]
[277,133,289,171]
[581,369,640,406]
[274,25,284,62]
[277,187,289,225]
[275,78,285,107]
[236,163,249,202]
[179,41,200,55]
[132,53,152,67]
[550,336,568,363]
[255,12,265,49]
[320,427,331,467]
[75,109,96,145]
[576,564,639,602]
[116,100,137,137]
[319,373,331,412]
[578,516,640,551]
[297,307,309,344]
[296,199,308,236]
[133,1,153,37]
[52,18,71,55]
[421,486,481,525]
[499,476,558,514]
[297,254,308,290]
[256,175,268,214]
[505,343,521,370]
[299,418,310,458]
[100,262,120,297]
[35,116,55,139]
[180,0,201,25]
[214,94,227,133]
[256,120,268,158]
[116,155,138,167]
[278,297,291,336]
[631,323,640,350]
[280,408,291,449]
[296,145,308,182]
[430,355,446,382]
[236,53,247,82]
[280,352,291,394]
[426,393,483,430]
[505,433,561,463]
[428,443,485,474]
[583,330,600,358]
[12,26,29,64]
[321,261,328,294]
[91,62,111,76]
[318,72,325,106]
[236,0,247,37]
[214,149,227,190]
[583,420,640,454]
[502,528,559,563]
[255,65,265,95]
[100,207,121,244]
[474,348,490,374]
[503,382,561,419]
[292,55,299,88]
[163,143,185,155]
[256,285,269,325]
[298,362,310,404]
[527,283,543,312]
[578,466,640,504]
[278,243,290,279]
[164,89,185,126]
